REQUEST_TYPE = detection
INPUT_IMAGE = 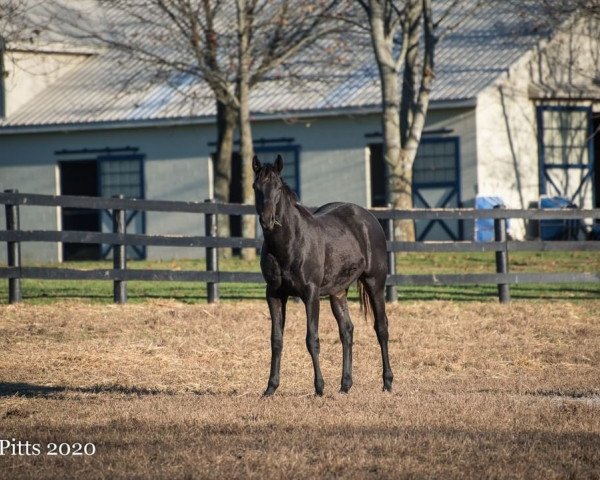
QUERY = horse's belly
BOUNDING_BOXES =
[319,258,365,295]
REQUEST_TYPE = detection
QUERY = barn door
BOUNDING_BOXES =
[368,138,462,240]
[538,105,595,208]
[59,160,101,260]
[98,154,146,260]
[413,138,462,240]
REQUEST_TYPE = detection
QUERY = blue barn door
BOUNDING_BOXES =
[98,153,146,260]
[537,105,595,208]
[413,138,462,240]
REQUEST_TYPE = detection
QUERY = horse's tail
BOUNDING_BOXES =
[357,279,373,323]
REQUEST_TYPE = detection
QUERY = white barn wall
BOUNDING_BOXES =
[476,64,539,239]
[3,51,89,117]
[528,15,600,212]
[476,14,600,239]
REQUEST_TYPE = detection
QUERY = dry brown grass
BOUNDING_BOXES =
[1,300,599,479]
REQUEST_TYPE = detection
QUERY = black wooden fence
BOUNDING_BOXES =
[1,190,600,305]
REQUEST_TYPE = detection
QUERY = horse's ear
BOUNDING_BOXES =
[252,155,261,173]
[275,154,283,173]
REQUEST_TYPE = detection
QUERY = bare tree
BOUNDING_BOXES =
[1,1,33,42]
[40,0,342,260]
[353,0,481,241]
[233,0,342,259]
[0,1,48,55]
[350,0,432,241]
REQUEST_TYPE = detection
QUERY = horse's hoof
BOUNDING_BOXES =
[315,380,324,396]
[263,387,277,397]
[341,375,353,393]
[383,372,393,392]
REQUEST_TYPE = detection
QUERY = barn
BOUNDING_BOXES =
[1,4,599,263]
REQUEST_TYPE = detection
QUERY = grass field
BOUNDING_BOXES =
[1,251,599,303]
[1,300,599,479]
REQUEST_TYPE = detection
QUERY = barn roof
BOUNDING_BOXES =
[0,2,556,132]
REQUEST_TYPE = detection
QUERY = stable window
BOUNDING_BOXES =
[413,140,458,185]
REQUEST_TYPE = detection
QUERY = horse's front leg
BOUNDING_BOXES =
[264,291,287,396]
[304,286,324,396]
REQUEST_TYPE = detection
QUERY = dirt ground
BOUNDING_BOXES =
[1,300,599,479]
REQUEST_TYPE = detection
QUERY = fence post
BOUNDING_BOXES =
[494,205,510,304]
[4,189,22,303]
[385,203,397,303]
[112,195,127,304]
[205,199,219,303]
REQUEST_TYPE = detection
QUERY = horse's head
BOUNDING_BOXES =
[252,154,285,231]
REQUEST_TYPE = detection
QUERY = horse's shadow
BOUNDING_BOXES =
[0,382,173,398]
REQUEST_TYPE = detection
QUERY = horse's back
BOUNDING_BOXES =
[314,202,384,239]
[313,202,387,278]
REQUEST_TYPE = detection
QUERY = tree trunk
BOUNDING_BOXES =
[368,0,416,241]
[381,69,415,241]
[239,87,256,261]
[237,0,256,261]
[390,150,416,241]
[394,1,423,242]
[395,0,435,242]
[214,100,237,259]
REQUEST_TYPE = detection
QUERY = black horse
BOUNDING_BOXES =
[253,154,393,396]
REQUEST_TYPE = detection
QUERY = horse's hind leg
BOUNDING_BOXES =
[362,276,393,392]
[330,291,354,393]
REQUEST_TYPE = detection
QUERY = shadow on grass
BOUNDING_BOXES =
[525,388,600,399]
[0,382,179,398]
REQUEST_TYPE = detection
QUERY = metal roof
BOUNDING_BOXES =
[0,2,553,131]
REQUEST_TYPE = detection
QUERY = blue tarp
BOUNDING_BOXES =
[539,196,580,240]
[474,196,508,242]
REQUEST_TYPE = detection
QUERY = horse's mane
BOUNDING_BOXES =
[281,179,298,203]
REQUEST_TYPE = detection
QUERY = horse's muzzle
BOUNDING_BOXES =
[259,213,281,231]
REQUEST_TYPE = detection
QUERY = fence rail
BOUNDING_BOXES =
[2,190,600,304]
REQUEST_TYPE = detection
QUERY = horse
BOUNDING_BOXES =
[252,154,393,396]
